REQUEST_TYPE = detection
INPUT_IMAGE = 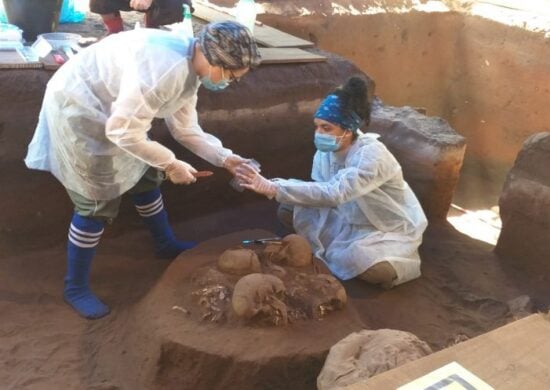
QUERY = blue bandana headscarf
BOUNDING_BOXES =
[314,94,363,133]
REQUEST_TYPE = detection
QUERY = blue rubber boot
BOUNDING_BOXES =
[63,213,110,320]
[132,188,197,259]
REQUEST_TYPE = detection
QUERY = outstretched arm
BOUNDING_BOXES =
[166,95,256,175]
[236,164,278,198]
[105,64,197,184]
[237,143,401,207]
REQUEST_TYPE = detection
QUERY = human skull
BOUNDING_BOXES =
[312,274,347,315]
[218,248,262,275]
[232,273,288,326]
[266,234,312,267]
[286,273,347,320]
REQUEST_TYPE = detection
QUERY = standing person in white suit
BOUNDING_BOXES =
[236,77,428,289]
[24,21,261,319]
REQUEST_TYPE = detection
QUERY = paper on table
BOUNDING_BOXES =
[397,362,494,390]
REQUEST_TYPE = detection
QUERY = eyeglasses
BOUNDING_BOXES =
[221,68,240,84]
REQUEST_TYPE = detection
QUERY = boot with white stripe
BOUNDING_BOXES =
[63,213,110,319]
[132,188,197,259]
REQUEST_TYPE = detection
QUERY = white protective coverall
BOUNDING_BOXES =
[275,133,428,285]
[25,29,232,200]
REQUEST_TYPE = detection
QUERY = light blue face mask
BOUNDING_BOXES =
[200,66,230,91]
[314,132,344,152]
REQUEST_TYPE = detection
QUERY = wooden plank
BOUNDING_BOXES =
[254,25,314,49]
[0,49,27,64]
[0,62,43,69]
[189,1,264,26]
[259,47,326,64]
[345,314,550,390]
[475,0,550,16]
[40,51,69,71]
[41,54,62,71]
[193,1,314,48]
[0,49,42,69]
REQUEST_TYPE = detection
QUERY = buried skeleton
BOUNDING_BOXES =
[184,234,348,326]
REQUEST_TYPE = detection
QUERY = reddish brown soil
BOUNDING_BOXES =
[1,7,550,389]
[110,231,363,390]
[254,6,550,208]
[2,200,549,388]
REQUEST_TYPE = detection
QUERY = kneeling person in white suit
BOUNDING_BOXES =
[236,77,428,289]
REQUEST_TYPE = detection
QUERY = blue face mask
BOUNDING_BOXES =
[314,133,344,152]
[200,66,230,91]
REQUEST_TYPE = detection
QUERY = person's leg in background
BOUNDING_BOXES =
[129,168,196,259]
[100,11,124,34]
[63,190,122,319]
[144,0,190,28]
[89,0,133,34]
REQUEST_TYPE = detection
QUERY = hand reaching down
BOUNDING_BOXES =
[236,164,277,199]
[165,160,197,184]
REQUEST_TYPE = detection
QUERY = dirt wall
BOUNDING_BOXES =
[256,8,550,206]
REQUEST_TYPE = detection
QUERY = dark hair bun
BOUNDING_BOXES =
[334,76,371,126]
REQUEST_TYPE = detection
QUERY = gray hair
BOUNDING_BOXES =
[198,21,261,69]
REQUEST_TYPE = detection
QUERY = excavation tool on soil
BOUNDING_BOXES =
[241,237,281,245]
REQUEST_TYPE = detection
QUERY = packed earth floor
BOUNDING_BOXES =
[2,198,549,388]
[1,7,550,390]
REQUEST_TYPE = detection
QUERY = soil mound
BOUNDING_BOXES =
[117,230,365,390]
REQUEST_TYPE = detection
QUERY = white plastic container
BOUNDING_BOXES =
[235,0,256,34]
[37,32,81,50]
[0,23,23,42]
[181,4,193,37]
[170,4,193,38]
[31,33,81,59]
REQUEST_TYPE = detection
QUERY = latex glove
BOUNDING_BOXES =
[236,164,277,199]
[130,0,153,11]
[222,154,259,176]
[165,160,197,185]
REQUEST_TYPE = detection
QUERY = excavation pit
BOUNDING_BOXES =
[1,2,549,388]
